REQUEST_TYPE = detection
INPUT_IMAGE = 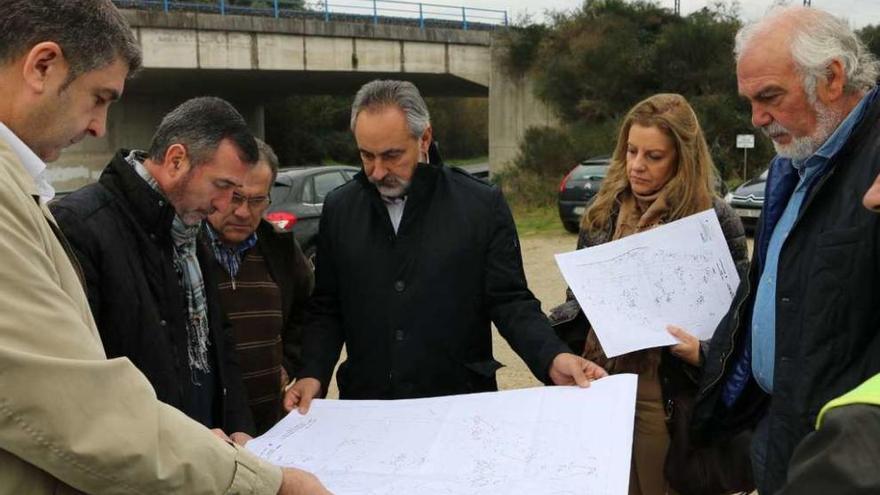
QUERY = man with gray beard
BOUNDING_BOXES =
[690,6,880,494]
[284,80,607,411]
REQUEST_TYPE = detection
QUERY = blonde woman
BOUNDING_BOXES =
[551,93,748,495]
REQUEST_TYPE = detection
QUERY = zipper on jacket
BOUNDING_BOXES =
[701,273,752,395]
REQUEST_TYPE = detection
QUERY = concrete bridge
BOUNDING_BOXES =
[52,9,555,190]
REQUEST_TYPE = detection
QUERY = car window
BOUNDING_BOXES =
[313,172,347,203]
[270,183,292,204]
[759,169,769,180]
[301,178,315,204]
[573,164,609,180]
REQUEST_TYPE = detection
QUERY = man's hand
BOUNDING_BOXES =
[210,429,253,446]
[548,353,608,387]
[281,367,291,392]
[210,428,231,442]
[278,467,332,495]
[283,377,322,414]
[667,325,701,367]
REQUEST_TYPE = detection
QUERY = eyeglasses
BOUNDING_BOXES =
[231,192,271,209]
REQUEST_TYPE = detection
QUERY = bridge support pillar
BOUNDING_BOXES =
[488,41,558,177]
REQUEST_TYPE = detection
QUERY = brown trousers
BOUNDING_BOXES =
[629,398,673,495]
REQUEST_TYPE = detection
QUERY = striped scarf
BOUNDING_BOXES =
[126,151,212,378]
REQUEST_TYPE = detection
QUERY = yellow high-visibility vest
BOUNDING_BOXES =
[816,373,880,428]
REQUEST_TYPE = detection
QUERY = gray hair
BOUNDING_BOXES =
[255,138,280,185]
[735,7,879,97]
[350,80,431,138]
[0,0,142,83]
[148,97,259,168]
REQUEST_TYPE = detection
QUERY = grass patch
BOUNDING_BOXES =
[446,156,488,166]
[512,204,563,237]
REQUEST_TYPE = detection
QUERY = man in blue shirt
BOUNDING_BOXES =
[691,6,880,494]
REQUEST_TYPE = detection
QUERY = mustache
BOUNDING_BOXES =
[760,122,789,137]
[369,174,408,188]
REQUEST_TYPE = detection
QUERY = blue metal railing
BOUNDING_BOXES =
[113,0,508,30]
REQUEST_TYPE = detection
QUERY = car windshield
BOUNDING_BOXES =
[573,164,608,180]
[759,169,769,180]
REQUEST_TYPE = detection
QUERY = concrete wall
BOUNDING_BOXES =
[488,42,557,174]
[124,11,492,85]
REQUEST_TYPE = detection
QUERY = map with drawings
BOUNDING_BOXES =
[247,375,638,495]
[555,209,740,358]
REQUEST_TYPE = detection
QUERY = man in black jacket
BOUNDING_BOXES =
[691,7,880,493]
[51,97,259,435]
[775,178,880,495]
[285,79,606,413]
[204,139,313,434]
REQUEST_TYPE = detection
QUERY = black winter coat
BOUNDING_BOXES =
[50,150,255,434]
[298,161,571,399]
[693,88,880,494]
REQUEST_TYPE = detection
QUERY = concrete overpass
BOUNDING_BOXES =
[52,9,555,190]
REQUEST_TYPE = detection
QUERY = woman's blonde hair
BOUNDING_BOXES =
[581,93,716,233]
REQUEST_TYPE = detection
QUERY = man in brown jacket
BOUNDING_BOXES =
[0,0,327,493]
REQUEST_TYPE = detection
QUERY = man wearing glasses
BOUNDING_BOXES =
[204,139,314,434]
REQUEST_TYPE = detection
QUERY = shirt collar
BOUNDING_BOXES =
[793,87,876,172]
[206,222,259,254]
[0,122,55,202]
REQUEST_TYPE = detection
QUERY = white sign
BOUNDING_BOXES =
[555,209,740,358]
[736,134,756,149]
[248,375,638,495]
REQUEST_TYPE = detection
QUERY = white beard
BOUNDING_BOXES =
[762,100,842,161]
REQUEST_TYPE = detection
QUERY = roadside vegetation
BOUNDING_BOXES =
[496,0,880,210]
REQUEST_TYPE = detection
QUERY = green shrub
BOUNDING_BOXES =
[513,126,578,178]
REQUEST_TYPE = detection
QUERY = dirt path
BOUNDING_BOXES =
[493,231,578,390]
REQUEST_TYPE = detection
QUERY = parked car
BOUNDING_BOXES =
[266,165,360,264]
[457,162,490,180]
[557,156,611,233]
[725,168,768,231]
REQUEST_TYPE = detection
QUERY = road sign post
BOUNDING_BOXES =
[736,134,755,179]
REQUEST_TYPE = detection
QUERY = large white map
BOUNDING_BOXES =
[247,375,637,495]
[555,209,740,358]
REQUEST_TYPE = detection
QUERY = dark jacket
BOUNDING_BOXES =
[778,406,880,494]
[298,160,571,399]
[693,87,880,494]
[253,220,314,376]
[548,197,749,413]
[50,150,255,434]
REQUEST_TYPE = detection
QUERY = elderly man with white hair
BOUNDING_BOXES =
[690,6,880,494]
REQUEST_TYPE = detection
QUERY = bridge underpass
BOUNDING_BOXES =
[52,8,555,191]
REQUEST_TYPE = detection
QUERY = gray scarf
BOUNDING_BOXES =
[126,151,212,379]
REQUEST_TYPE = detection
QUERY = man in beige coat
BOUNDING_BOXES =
[0,1,328,493]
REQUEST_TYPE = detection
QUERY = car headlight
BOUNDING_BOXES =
[724,192,733,204]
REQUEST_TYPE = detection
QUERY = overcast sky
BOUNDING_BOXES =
[463,0,880,29]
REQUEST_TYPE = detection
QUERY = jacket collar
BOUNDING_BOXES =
[99,149,177,241]
[354,162,442,203]
[0,123,54,203]
[354,162,442,235]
